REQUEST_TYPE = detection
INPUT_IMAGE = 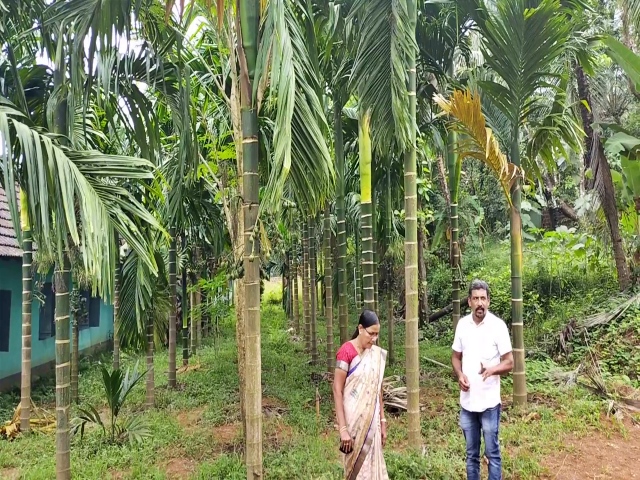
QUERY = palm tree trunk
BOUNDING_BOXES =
[239,2,262,472]
[446,130,462,330]
[575,64,631,291]
[168,233,177,388]
[196,281,202,349]
[334,98,348,344]
[386,169,394,364]
[302,220,311,352]
[190,273,197,356]
[359,112,375,311]
[145,313,154,408]
[20,191,32,432]
[292,241,300,334]
[182,259,189,366]
[309,217,319,364]
[372,194,379,313]
[53,47,72,477]
[324,204,334,372]
[510,133,527,407]
[71,303,78,404]
[405,0,421,449]
[417,208,428,324]
[54,255,71,479]
[113,233,121,371]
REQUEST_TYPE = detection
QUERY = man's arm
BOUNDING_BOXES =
[452,350,470,392]
[481,351,513,380]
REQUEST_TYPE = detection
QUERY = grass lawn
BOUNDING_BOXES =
[0,289,626,479]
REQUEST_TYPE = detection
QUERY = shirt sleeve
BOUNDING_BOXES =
[496,321,513,356]
[452,324,463,353]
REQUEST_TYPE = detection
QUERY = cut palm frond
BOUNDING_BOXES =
[434,89,522,202]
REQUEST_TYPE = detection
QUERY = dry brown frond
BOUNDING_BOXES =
[434,89,522,203]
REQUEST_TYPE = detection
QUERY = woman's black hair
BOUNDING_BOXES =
[351,309,380,339]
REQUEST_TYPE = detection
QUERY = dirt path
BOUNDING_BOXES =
[540,420,640,479]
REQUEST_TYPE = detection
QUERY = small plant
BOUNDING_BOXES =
[72,362,150,445]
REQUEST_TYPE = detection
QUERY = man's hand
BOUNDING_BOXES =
[479,363,496,381]
[458,374,470,392]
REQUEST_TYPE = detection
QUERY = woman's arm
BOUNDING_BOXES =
[333,368,348,429]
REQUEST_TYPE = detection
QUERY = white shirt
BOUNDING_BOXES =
[452,312,512,412]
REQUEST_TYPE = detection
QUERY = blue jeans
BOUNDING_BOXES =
[459,404,502,480]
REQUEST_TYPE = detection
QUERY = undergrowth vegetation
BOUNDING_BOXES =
[2,260,632,479]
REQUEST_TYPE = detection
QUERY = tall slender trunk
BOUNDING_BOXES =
[510,133,526,407]
[335,98,348,344]
[318,248,324,318]
[53,47,71,477]
[182,254,189,366]
[196,281,202,349]
[575,65,631,290]
[385,170,394,363]
[417,206,428,324]
[447,129,462,330]
[113,233,121,371]
[190,273,197,356]
[324,204,334,372]
[71,296,78,404]
[54,255,71,479]
[405,0,421,448]
[309,217,318,364]
[372,194,379,313]
[302,220,311,352]
[20,191,32,432]
[292,241,300,334]
[239,2,262,472]
[145,313,154,408]
[168,233,177,388]
[359,112,375,311]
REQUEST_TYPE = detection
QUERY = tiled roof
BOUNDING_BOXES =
[0,186,22,258]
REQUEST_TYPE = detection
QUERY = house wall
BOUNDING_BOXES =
[0,258,114,391]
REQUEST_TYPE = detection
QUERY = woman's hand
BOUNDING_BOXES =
[381,421,387,447]
[340,429,353,454]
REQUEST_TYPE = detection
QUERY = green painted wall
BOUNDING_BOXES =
[0,258,114,383]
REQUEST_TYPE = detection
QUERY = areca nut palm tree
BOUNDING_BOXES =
[457,0,573,406]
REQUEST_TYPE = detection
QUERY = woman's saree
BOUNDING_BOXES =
[338,344,388,480]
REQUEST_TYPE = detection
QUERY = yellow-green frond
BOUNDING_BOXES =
[434,89,522,204]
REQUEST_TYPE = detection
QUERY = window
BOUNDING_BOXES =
[38,282,55,340]
[0,290,11,352]
[89,296,100,327]
[78,290,100,328]
[77,291,91,329]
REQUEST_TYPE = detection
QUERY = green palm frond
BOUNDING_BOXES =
[0,96,161,298]
[118,239,170,351]
[460,0,572,126]
[348,0,416,152]
[256,0,334,215]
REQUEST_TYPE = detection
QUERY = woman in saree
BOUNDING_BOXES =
[333,310,388,480]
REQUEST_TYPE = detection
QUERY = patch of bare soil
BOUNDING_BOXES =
[211,422,243,454]
[175,406,207,434]
[163,457,197,480]
[541,420,640,479]
[0,468,19,480]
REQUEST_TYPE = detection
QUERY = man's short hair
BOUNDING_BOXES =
[468,279,490,299]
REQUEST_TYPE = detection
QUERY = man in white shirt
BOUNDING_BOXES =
[452,279,514,480]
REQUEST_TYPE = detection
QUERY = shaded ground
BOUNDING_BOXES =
[541,419,640,480]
